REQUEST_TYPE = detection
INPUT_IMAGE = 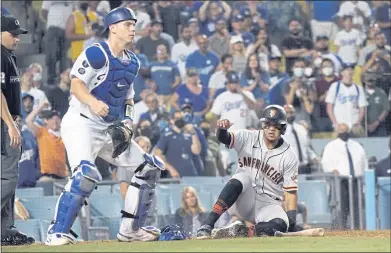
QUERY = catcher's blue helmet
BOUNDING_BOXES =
[158,225,188,241]
[102,7,137,36]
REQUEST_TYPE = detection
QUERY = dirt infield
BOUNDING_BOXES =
[326,230,391,238]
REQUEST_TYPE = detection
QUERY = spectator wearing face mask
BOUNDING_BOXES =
[326,63,367,137]
[284,58,316,129]
[199,120,225,177]
[283,105,319,174]
[148,44,181,107]
[314,59,340,132]
[312,35,344,75]
[20,71,49,109]
[28,63,44,89]
[154,110,202,178]
[44,68,71,119]
[281,19,314,76]
[321,123,368,229]
[136,119,161,148]
[363,72,390,137]
[334,15,363,65]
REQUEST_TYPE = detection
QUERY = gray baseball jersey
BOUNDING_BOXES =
[228,129,299,201]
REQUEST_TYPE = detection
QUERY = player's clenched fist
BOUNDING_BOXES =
[217,119,234,130]
[89,99,109,117]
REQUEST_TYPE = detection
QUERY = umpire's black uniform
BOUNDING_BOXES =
[1,15,34,245]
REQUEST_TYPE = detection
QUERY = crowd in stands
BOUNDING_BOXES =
[2,1,390,193]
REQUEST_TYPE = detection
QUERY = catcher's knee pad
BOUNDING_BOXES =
[50,160,102,235]
[254,218,288,237]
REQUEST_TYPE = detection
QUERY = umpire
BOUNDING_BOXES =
[1,15,34,245]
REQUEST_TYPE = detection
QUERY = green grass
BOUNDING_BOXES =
[3,236,390,252]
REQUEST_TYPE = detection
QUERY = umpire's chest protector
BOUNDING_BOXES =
[90,42,140,123]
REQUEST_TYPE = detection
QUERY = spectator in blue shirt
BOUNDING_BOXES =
[180,102,208,163]
[154,110,202,178]
[170,68,210,124]
[266,55,290,106]
[129,42,149,103]
[149,44,182,106]
[15,118,40,188]
[308,0,340,42]
[240,53,271,102]
[186,34,220,87]
[230,14,255,48]
[139,92,166,126]
[375,1,391,45]
[240,7,252,34]
[198,1,232,37]
[20,93,34,120]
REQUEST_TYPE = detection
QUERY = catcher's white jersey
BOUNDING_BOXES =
[229,129,299,200]
[69,43,136,125]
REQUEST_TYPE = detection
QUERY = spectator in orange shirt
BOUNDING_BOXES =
[25,101,69,188]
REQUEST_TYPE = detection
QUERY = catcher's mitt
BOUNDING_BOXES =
[106,122,133,158]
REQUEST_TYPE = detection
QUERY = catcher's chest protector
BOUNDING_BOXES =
[91,41,140,123]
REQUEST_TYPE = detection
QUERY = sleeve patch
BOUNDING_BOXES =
[85,46,106,69]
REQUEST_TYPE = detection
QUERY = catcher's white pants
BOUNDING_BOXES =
[227,168,289,227]
[61,110,144,171]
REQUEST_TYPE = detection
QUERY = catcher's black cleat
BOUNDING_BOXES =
[196,224,213,240]
[211,220,248,239]
[1,230,35,246]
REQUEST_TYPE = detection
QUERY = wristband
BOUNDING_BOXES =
[124,104,134,121]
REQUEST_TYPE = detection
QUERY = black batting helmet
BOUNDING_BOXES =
[260,105,287,134]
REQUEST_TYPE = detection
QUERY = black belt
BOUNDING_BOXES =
[41,174,67,180]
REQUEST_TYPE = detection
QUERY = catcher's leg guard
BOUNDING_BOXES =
[45,161,102,246]
[117,154,164,241]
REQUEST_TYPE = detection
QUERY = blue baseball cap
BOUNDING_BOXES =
[226,71,240,84]
[341,63,355,70]
[21,92,34,101]
[257,5,269,20]
[240,7,251,18]
[232,14,244,23]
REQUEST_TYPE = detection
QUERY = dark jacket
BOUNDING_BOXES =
[174,208,208,237]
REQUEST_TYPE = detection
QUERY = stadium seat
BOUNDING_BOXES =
[95,185,112,195]
[155,191,170,216]
[16,187,44,198]
[14,219,41,242]
[20,196,58,220]
[298,180,331,225]
[35,180,55,196]
[39,218,83,242]
[89,194,123,217]
[91,216,121,240]
[181,177,225,185]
